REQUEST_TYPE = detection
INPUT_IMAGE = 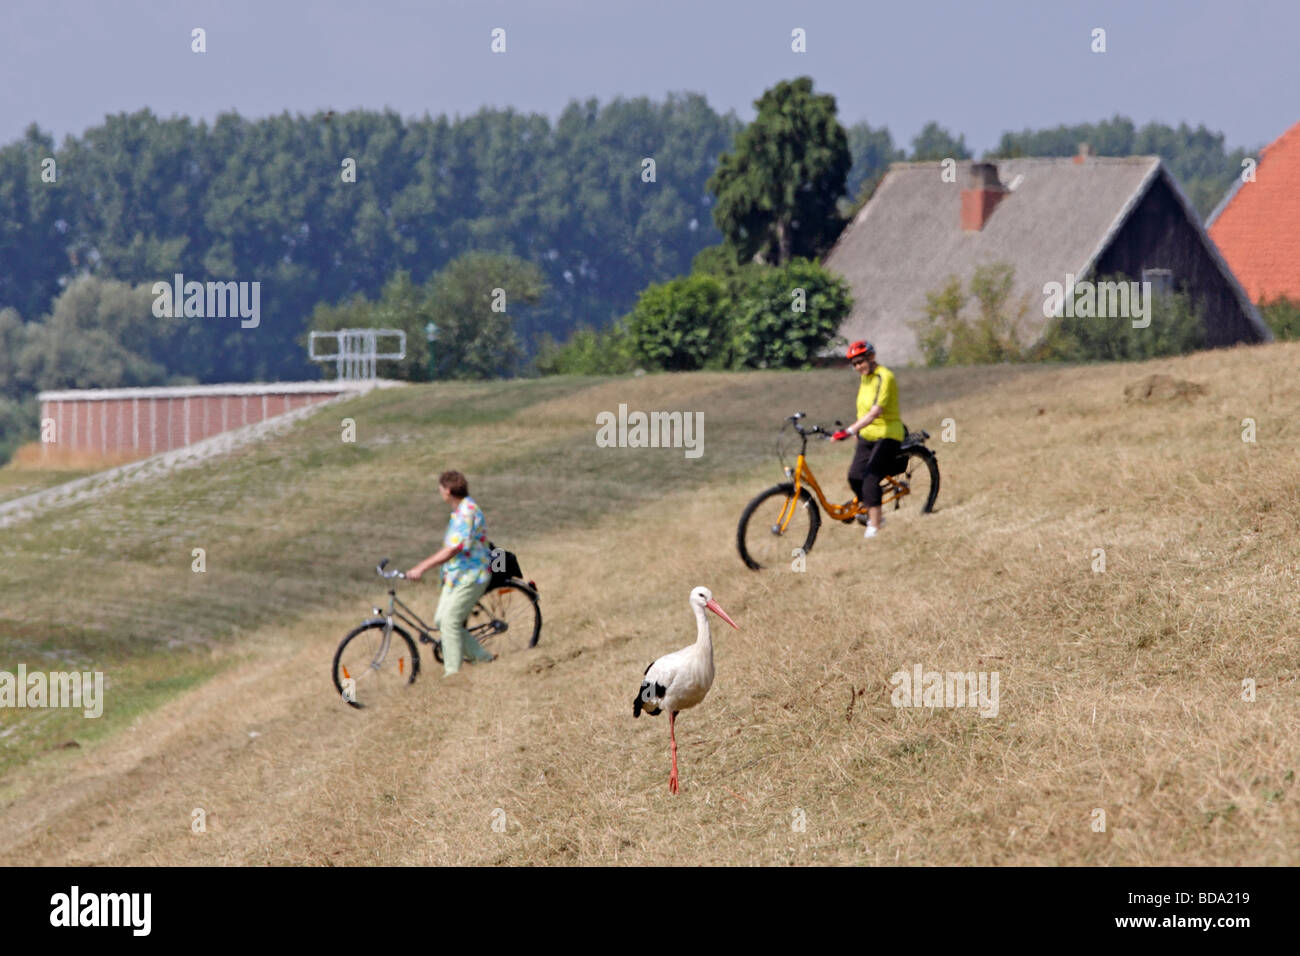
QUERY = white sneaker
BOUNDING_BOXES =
[864,524,879,539]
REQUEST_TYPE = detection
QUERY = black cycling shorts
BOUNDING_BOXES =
[847,437,901,507]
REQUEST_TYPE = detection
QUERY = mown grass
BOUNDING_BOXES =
[0,363,1038,776]
[0,466,96,505]
[0,344,1296,865]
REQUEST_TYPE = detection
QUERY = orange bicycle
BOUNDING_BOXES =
[736,412,939,570]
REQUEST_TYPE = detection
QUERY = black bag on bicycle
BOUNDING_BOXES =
[486,541,523,590]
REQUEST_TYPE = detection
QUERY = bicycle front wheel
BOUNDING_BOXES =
[737,482,821,571]
[332,620,420,709]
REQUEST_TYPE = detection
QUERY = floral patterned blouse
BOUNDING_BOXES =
[441,496,491,587]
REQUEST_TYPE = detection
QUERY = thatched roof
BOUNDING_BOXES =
[823,156,1239,363]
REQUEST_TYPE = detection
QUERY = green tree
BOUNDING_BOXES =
[989,115,1250,220]
[844,121,904,205]
[0,125,67,320]
[909,122,971,162]
[0,307,32,399]
[309,256,545,381]
[428,252,546,379]
[0,396,37,465]
[708,78,850,265]
[307,273,435,381]
[17,278,182,390]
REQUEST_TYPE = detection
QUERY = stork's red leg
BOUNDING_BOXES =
[668,710,679,794]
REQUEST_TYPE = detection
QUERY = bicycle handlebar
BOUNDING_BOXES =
[377,557,406,580]
[785,412,843,440]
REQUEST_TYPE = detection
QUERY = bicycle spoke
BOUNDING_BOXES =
[467,586,539,658]
[890,452,935,514]
[741,489,815,570]
[335,625,415,707]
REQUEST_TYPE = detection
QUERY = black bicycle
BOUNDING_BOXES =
[332,556,541,708]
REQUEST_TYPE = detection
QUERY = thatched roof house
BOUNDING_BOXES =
[823,154,1270,364]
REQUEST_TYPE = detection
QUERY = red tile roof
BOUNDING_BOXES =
[1208,121,1300,303]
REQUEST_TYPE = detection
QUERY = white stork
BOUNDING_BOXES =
[633,586,740,794]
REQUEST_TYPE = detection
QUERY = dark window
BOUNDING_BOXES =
[1142,268,1174,297]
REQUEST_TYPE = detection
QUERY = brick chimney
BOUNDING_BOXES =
[960,162,1007,231]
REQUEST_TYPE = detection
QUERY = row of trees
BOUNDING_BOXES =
[0,99,1252,375]
[0,82,1272,460]
[988,116,1251,221]
[0,97,744,383]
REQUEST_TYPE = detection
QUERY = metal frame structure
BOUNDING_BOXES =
[309,329,407,381]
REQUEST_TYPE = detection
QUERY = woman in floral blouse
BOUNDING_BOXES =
[407,470,495,675]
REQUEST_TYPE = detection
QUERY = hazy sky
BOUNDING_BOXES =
[3,0,1296,153]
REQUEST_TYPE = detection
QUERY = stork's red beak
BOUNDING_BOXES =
[706,599,739,630]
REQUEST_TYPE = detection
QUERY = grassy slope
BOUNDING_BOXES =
[0,344,1296,864]
[0,467,97,505]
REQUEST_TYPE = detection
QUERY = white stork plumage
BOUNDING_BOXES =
[633,586,740,794]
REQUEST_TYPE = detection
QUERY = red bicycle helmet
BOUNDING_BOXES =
[846,340,874,361]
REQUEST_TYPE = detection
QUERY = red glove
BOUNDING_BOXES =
[831,429,851,441]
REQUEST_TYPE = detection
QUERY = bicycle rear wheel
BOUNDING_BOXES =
[886,448,940,514]
[737,482,821,570]
[433,580,541,663]
[332,621,420,709]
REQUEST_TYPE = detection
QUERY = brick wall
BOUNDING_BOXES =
[37,384,359,459]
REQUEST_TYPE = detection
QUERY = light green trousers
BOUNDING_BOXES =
[434,574,492,675]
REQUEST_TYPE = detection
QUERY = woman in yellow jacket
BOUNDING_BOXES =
[831,341,904,539]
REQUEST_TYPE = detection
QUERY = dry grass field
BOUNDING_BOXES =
[0,343,1297,865]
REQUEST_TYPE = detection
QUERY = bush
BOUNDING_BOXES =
[1259,296,1300,341]
[912,264,1033,366]
[0,396,38,466]
[532,323,637,375]
[690,243,743,277]
[1037,278,1206,361]
[727,259,851,368]
[624,274,732,371]
[539,258,851,375]
[914,266,1210,366]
